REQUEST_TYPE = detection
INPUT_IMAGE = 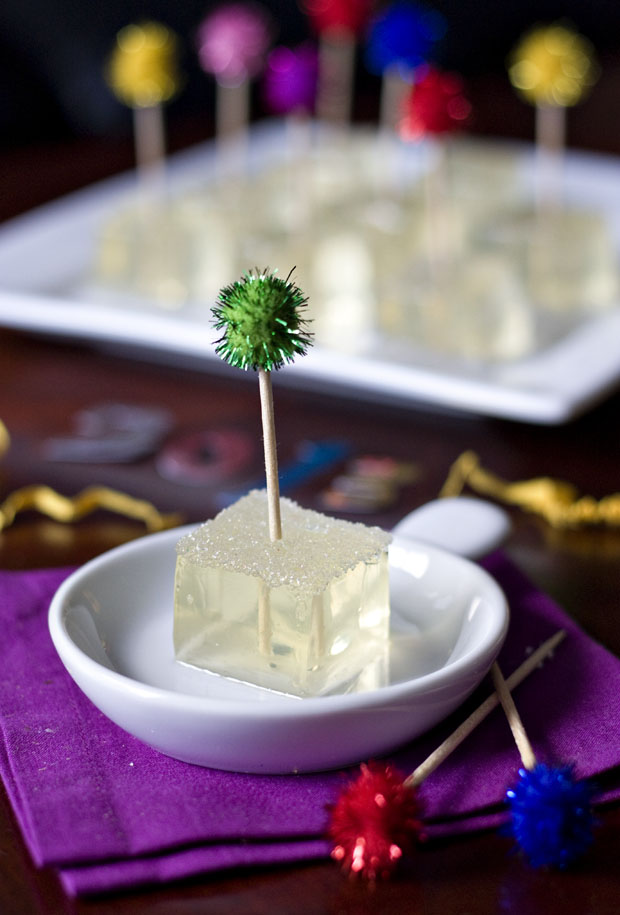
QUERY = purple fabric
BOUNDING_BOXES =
[1,555,619,896]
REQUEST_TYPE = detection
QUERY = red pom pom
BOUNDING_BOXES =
[327,762,424,880]
[399,65,472,139]
[301,0,374,37]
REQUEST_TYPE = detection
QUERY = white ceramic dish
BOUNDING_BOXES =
[1,124,620,423]
[48,525,508,773]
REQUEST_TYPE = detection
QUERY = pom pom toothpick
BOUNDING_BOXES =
[262,43,319,231]
[329,760,423,879]
[508,24,598,208]
[301,0,374,125]
[197,2,274,169]
[106,21,182,185]
[328,629,566,879]
[212,268,312,540]
[490,660,596,869]
[399,66,472,282]
[365,1,446,132]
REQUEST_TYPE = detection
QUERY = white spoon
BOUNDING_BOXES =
[392,497,511,560]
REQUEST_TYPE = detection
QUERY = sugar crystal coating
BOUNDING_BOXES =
[175,489,392,594]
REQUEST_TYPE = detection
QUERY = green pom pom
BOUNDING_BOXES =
[212,268,313,372]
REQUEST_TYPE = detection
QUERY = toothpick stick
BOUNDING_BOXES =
[258,578,272,655]
[133,104,167,189]
[378,65,409,134]
[316,33,356,126]
[535,103,565,211]
[491,660,537,771]
[215,81,251,179]
[258,367,282,541]
[406,629,565,788]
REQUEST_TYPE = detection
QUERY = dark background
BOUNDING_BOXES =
[2,0,620,148]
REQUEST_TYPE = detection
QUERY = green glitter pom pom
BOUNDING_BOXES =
[212,268,313,372]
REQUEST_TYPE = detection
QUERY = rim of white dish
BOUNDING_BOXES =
[48,525,509,718]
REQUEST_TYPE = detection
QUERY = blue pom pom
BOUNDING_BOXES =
[364,1,446,77]
[505,763,595,869]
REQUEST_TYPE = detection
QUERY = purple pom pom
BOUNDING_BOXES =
[262,43,318,115]
[505,763,595,869]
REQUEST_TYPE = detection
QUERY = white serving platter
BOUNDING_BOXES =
[48,527,508,774]
[2,122,620,423]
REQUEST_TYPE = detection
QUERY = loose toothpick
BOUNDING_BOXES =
[491,653,596,869]
[491,660,537,771]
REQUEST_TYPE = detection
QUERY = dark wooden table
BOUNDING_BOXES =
[2,117,620,912]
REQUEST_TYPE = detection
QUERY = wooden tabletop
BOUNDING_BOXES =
[2,121,620,912]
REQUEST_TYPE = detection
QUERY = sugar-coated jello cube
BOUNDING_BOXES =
[173,490,392,697]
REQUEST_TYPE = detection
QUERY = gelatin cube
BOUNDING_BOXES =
[173,490,391,697]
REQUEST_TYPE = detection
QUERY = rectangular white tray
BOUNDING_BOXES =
[1,123,619,424]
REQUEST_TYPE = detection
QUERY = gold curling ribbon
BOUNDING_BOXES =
[0,420,9,457]
[440,450,620,529]
[0,484,182,534]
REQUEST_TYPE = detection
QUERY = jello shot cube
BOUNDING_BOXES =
[173,490,392,697]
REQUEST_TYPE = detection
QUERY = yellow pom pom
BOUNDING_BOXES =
[508,23,598,107]
[106,21,182,108]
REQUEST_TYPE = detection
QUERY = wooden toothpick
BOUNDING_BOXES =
[491,661,537,771]
[406,630,565,788]
[258,367,282,541]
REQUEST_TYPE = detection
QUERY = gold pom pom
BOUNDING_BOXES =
[508,23,598,107]
[106,21,182,108]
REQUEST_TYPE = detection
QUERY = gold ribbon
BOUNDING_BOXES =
[0,484,182,534]
[440,451,620,529]
[0,417,181,534]
[0,420,9,457]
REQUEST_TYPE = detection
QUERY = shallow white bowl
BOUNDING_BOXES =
[48,527,508,773]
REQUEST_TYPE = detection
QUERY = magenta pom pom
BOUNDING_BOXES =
[197,2,274,86]
[262,43,318,115]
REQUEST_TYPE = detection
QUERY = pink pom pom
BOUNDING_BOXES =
[197,2,274,86]
[327,762,424,880]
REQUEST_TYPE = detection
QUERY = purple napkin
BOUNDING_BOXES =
[1,555,619,896]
